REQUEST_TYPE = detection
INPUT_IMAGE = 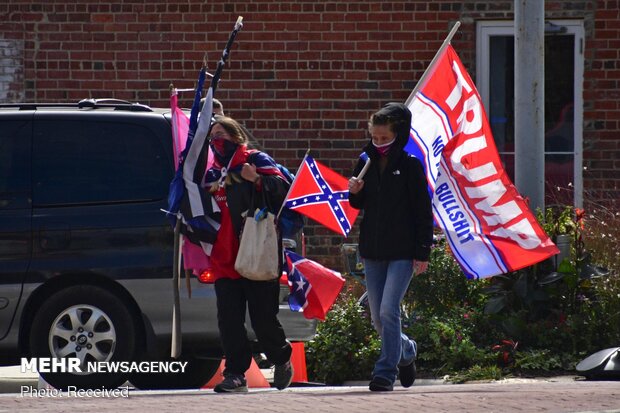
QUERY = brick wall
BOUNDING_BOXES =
[583,0,620,204]
[0,34,24,102]
[0,0,618,269]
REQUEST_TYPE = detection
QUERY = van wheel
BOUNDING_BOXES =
[29,285,137,390]
[129,356,221,390]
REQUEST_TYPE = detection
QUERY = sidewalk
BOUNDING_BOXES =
[0,364,581,393]
[0,364,447,394]
[0,366,38,394]
[2,365,620,413]
[1,375,619,413]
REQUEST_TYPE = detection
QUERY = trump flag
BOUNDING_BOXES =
[283,155,359,237]
[406,45,559,279]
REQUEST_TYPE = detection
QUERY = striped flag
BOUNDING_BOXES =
[167,68,220,255]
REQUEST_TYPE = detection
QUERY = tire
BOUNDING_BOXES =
[29,285,138,390]
[129,356,221,390]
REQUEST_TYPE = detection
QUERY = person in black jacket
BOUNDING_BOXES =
[204,115,294,393]
[349,103,434,392]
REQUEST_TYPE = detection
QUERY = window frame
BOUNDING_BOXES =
[476,20,584,207]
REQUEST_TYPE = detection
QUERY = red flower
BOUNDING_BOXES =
[575,208,586,230]
[575,208,585,221]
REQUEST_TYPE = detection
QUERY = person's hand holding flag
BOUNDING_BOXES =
[348,176,364,195]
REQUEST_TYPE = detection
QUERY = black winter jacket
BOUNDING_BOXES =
[349,103,434,261]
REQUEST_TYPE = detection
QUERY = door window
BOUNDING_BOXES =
[476,20,584,206]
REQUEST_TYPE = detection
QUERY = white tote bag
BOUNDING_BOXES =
[234,206,280,281]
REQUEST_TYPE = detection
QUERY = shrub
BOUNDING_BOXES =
[446,365,504,383]
[305,289,380,384]
[306,199,620,383]
[405,311,495,376]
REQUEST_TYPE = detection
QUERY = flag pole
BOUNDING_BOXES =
[210,16,243,95]
[170,16,244,360]
[171,219,182,358]
[404,21,461,106]
[276,148,310,221]
[355,158,371,180]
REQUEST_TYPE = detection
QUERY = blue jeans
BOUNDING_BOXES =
[364,259,417,383]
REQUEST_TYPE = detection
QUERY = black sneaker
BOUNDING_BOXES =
[399,359,416,388]
[273,360,293,390]
[369,376,393,392]
[213,374,248,393]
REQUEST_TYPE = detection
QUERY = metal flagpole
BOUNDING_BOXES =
[171,220,182,358]
[404,21,461,106]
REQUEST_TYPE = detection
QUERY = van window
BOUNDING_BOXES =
[33,120,169,206]
[0,119,31,209]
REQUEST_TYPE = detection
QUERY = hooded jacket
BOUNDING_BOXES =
[349,103,434,261]
[205,146,289,280]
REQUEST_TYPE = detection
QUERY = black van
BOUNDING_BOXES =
[0,100,316,390]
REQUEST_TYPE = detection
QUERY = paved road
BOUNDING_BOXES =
[0,374,619,413]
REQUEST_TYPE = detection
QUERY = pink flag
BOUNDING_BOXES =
[170,89,212,271]
[170,91,190,171]
[405,45,559,279]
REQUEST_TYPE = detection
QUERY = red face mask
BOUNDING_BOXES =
[210,138,238,164]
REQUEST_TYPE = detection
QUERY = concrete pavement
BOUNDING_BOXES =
[0,366,619,413]
[0,378,619,413]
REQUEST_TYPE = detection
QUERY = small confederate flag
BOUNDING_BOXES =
[283,155,359,236]
[285,250,345,321]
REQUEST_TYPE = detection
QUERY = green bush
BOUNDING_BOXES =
[514,349,567,372]
[305,290,380,384]
[306,201,620,383]
[446,365,504,383]
[405,312,496,376]
[404,239,498,375]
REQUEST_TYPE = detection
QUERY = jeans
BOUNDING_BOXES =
[215,278,292,377]
[364,259,417,383]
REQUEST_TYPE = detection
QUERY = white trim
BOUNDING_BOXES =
[476,20,584,207]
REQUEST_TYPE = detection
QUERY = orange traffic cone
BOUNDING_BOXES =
[202,358,270,389]
[290,342,308,383]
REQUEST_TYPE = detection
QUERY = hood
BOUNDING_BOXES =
[364,102,412,157]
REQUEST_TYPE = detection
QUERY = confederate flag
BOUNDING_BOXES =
[283,155,359,237]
